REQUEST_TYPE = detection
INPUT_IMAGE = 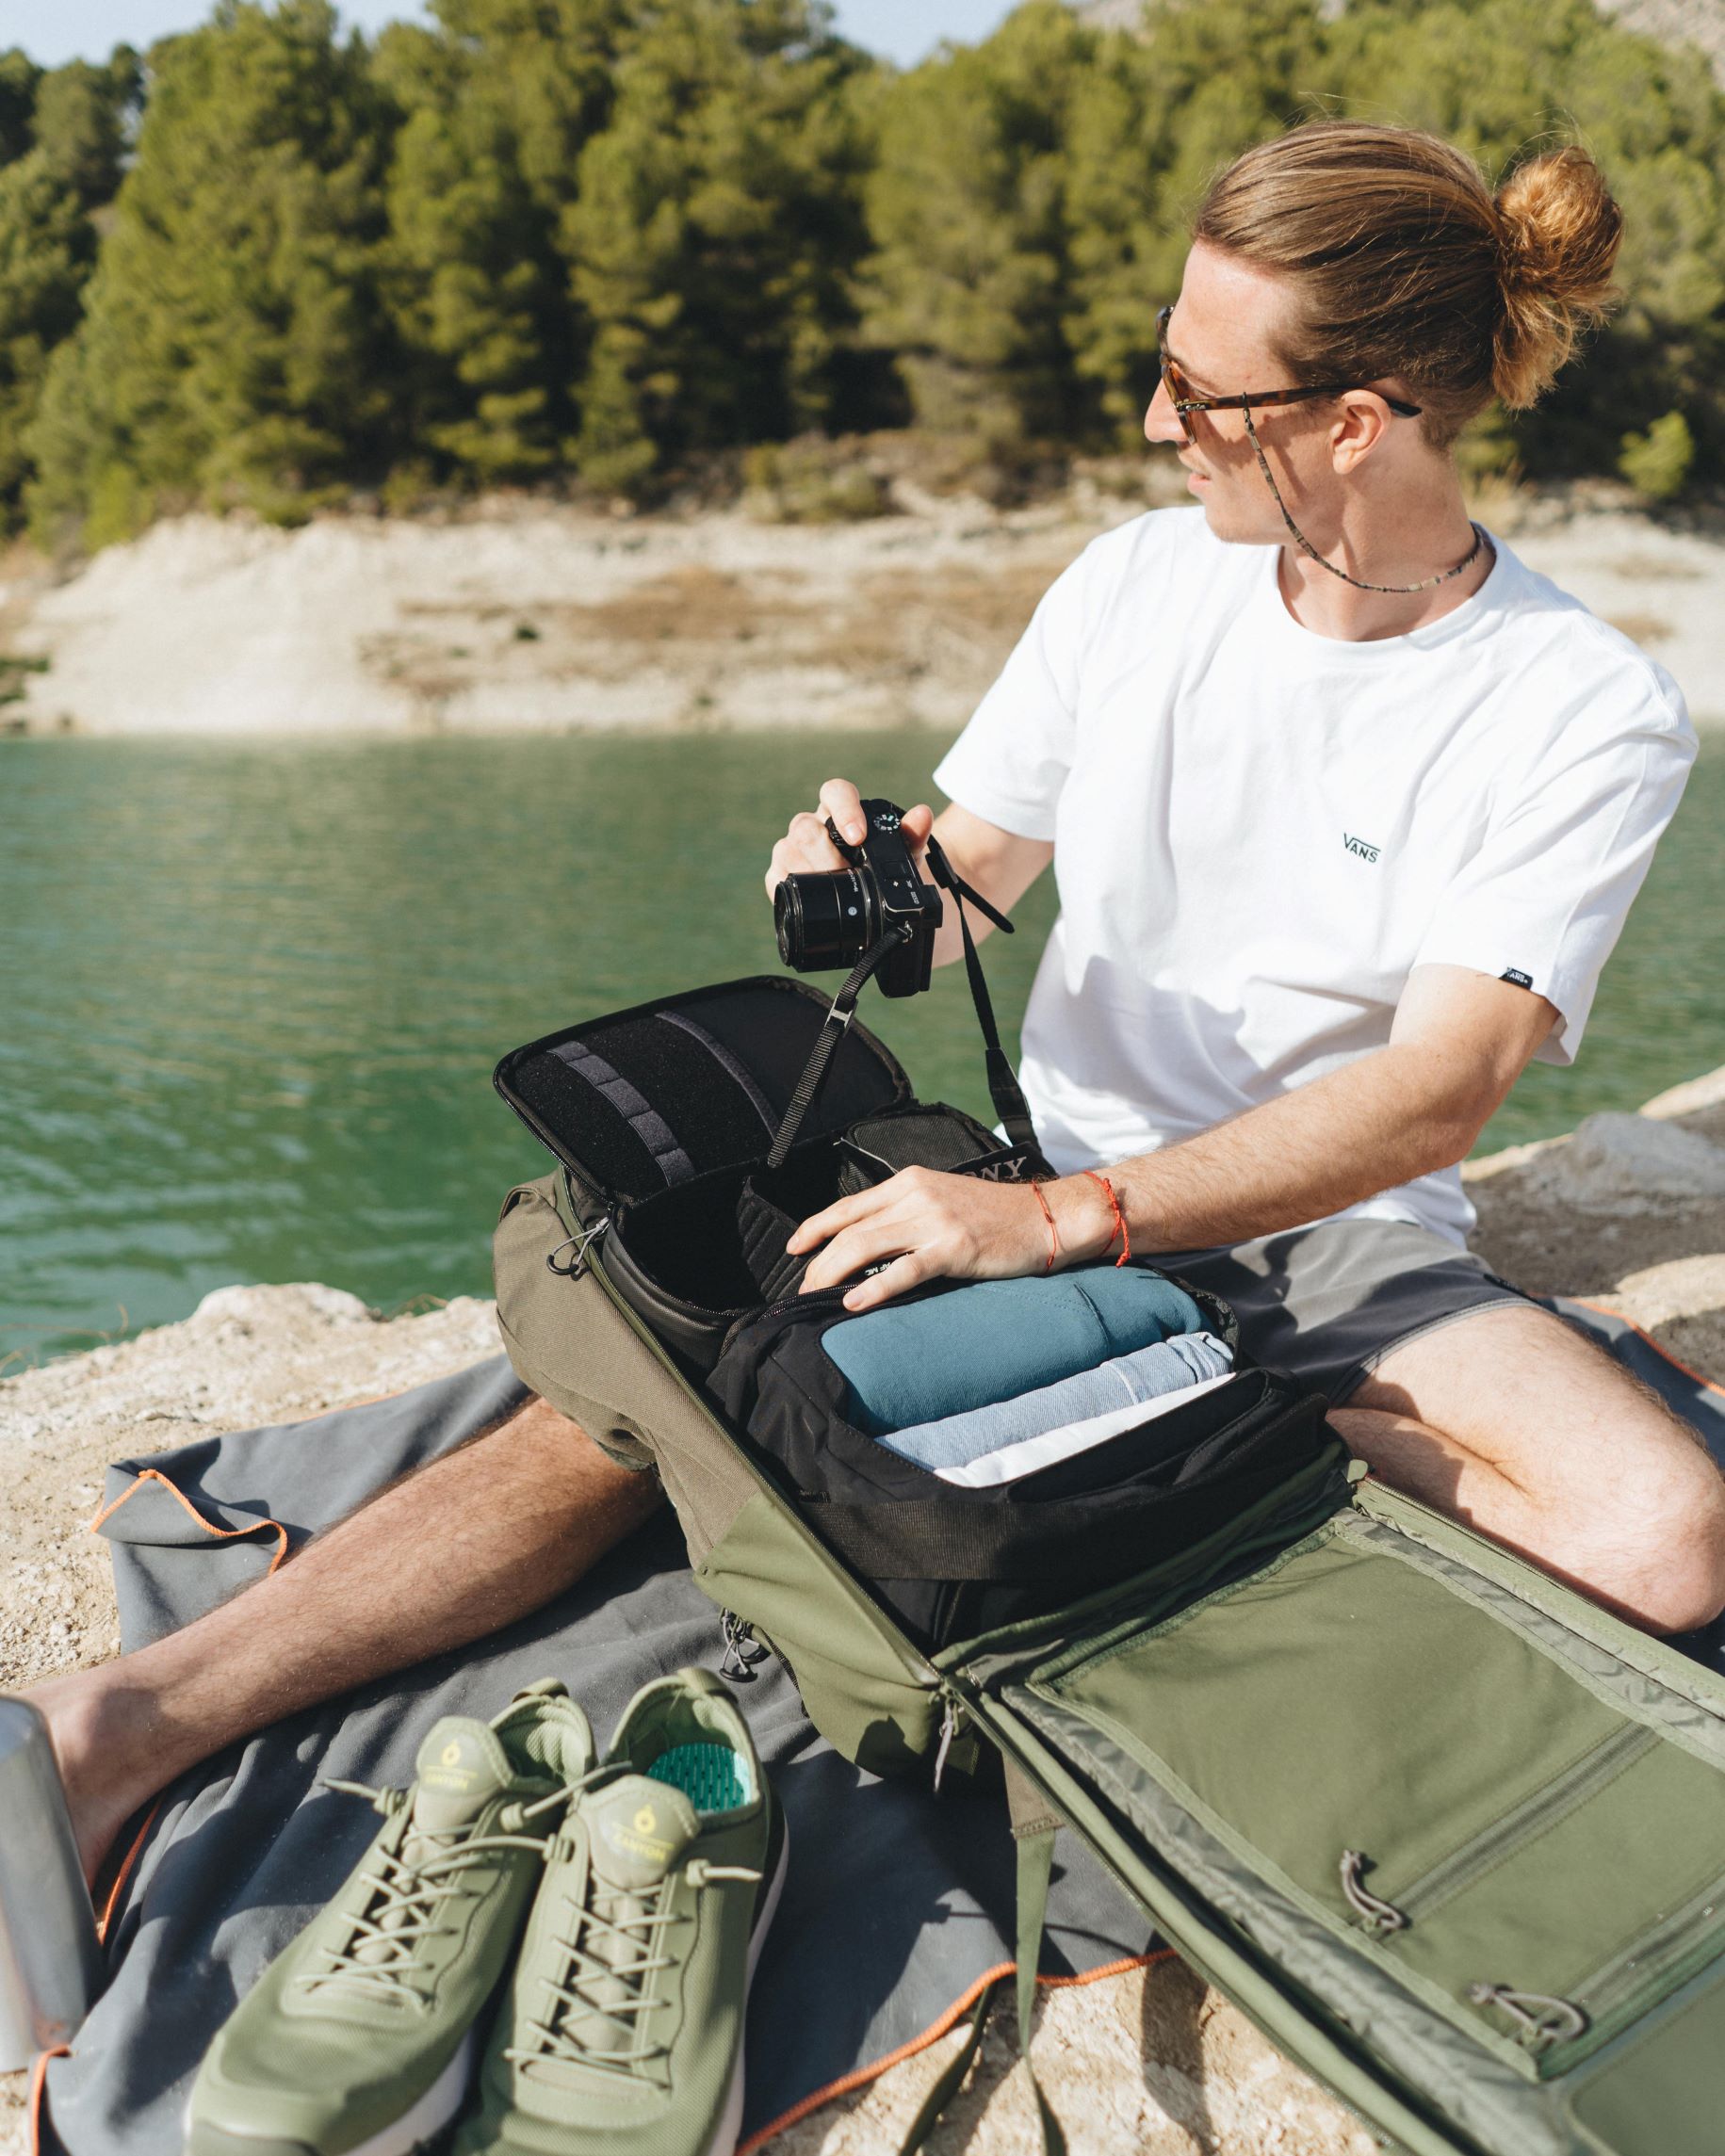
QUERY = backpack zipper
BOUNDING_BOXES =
[1378,1721,1660,1932]
[1555,1870,1725,2053]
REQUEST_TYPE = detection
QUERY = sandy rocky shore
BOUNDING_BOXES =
[2,483,1724,739]
[3,1070,1724,2155]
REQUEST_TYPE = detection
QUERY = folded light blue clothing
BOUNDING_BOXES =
[875,1332,1236,1470]
[822,1268,1208,1436]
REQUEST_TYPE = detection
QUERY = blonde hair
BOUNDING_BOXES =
[1192,121,1622,446]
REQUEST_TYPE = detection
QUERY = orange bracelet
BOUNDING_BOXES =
[1081,1169,1131,1267]
[1028,1180,1058,1274]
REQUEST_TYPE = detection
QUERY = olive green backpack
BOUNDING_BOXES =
[494,979,1725,2156]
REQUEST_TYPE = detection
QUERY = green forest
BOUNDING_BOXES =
[1,0,1721,550]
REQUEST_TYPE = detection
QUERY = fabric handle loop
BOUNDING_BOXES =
[1015,1824,1067,2156]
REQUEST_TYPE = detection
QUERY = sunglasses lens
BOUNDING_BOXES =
[1165,362,1196,445]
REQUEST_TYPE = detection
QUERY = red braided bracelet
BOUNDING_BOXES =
[1028,1180,1058,1275]
[1081,1168,1131,1267]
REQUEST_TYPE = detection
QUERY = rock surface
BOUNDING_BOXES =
[3,1071,1724,2154]
[4,494,1721,737]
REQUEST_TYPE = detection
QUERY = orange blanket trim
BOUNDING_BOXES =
[1573,1299,1725,1402]
[88,1468,291,1576]
[736,1947,1173,2153]
[96,1797,163,1948]
[25,2045,72,2156]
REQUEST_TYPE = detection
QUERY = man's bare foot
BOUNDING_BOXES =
[23,1664,169,1888]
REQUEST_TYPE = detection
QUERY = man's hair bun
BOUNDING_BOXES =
[1493,147,1622,410]
[1195,122,1625,447]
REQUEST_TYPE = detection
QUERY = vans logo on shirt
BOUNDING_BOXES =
[1343,833,1381,863]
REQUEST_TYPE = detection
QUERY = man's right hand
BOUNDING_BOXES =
[764,779,935,901]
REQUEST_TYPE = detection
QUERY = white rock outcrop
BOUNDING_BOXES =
[1521,1111,1725,1215]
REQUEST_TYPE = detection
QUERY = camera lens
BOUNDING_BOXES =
[774,867,878,973]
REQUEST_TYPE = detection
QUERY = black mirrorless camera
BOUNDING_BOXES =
[773,795,1016,998]
[773,799,941,997]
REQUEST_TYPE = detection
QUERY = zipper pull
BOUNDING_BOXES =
[545,1214,610,1278]
[933,1695,959,1794]
[717,1612,769,1683]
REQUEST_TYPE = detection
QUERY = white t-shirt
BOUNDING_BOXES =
[933,508,1696,1245]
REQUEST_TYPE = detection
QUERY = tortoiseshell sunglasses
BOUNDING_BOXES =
[1154,304,1423,440]
[1151,302,1488,595]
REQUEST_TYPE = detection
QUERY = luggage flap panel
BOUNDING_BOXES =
[495,975,912,1205]
[956,1490,1725,2156]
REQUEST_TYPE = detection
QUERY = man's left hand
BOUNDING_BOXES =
[787,1166,1108,1313]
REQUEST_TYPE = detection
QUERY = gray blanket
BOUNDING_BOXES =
[38,1300,1725,2152]
[41,1358,1151,2155]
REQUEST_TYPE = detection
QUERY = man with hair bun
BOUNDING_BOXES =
[774,122,1725,1639]
[28,122,1725,1889]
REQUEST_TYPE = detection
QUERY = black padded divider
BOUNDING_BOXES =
[509,1048,661,1200]
[578,1013,773,1179]
[495,978,911,1209]
[671,983,905,1138]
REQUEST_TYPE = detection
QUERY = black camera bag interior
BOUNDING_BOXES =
[494,973,1314,1651]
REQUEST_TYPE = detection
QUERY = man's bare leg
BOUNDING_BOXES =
[24,1394,661,1882]
[1330,1301,1725,1635]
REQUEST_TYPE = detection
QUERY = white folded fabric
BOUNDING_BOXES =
[932,1369,1237,1488]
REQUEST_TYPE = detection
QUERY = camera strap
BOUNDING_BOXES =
[768,927,914,1170]
[924,835,1044,1164]
[944,872,1043,1160]
[767,846,1048,1173]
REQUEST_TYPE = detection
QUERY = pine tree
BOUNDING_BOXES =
[860,1,1101,458]
[565,0,875,494]
[0,50,40,170]
[28,2,397,547]
[0,52,138,528]
[374,0,627,484]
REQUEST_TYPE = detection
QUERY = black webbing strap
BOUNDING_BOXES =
[767,927,911,1170]
[922,833,1042,1159]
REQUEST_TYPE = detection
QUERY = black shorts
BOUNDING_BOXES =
[1157,1218,1531,1405]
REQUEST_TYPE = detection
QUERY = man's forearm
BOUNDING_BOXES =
[1051,1043,1492,1258]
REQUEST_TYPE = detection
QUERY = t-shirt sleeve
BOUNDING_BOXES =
[932,548,1093,840]
[1412,669,1695,1066]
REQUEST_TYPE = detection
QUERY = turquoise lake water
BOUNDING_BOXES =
[3,732,1721,1367]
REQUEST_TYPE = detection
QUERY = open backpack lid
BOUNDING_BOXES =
[494,975,914,1208]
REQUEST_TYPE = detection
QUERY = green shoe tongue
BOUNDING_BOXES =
[587,1775,698,1891]
[411,1718,514,1834]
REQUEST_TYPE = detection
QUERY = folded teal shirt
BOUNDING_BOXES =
[822,1268,1207,1435]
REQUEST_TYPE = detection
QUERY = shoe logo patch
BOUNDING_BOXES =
[607,1806,675,1865]
[422,1731,482,1793]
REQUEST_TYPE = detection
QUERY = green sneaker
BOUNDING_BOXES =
[455,1666,787,2156]
[185,1678,593,2156]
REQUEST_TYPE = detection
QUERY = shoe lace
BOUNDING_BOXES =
[505,1840,761,2077]
[297,1777,572,2005]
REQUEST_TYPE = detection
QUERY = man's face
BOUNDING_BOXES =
[1145,242,1338,546]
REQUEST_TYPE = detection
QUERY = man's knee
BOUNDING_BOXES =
[1595,1445,1725,1635]
[1332,1397,1725,1636]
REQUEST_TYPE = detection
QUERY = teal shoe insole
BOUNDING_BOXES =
[645,1743,752,1812]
